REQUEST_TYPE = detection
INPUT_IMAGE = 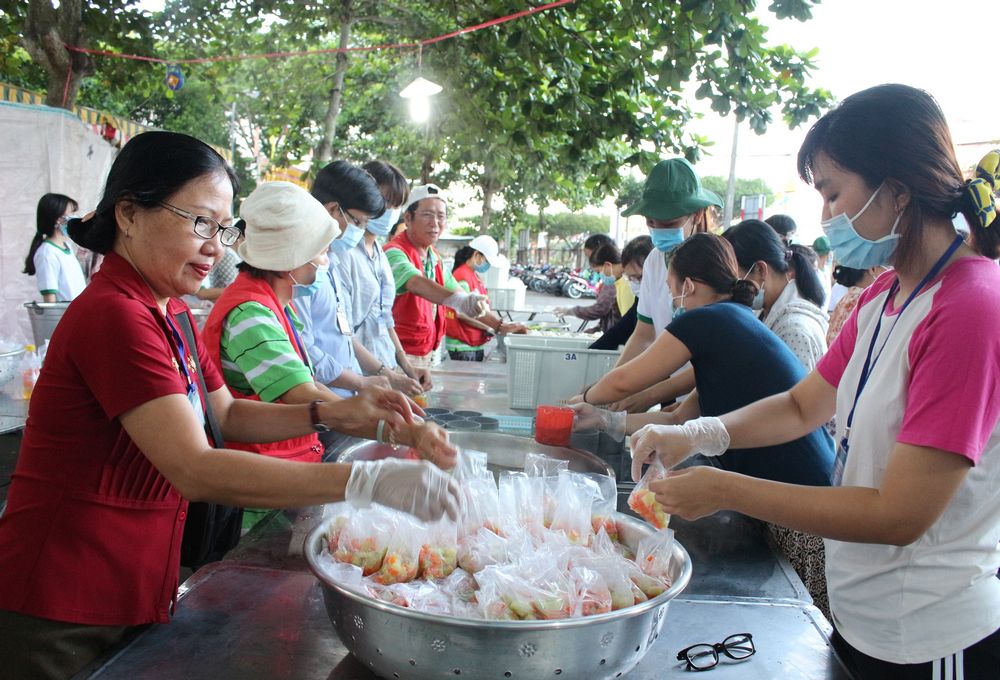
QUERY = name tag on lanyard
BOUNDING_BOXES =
[329,269,353,336]
[166,316,205,427]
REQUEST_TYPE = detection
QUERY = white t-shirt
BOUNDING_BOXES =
[817,258,1000,664]
[636,250,673,334]
[33,241,86,301]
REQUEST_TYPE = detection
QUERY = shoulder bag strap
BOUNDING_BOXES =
[173,309,226,449]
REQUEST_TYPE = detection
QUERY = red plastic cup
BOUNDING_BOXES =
[534,405,575,446]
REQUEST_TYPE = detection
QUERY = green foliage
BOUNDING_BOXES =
[615,175,645,210]
[701,175,775,208]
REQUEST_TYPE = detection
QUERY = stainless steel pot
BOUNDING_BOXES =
[307,434,693,680]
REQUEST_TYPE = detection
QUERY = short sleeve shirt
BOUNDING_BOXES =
[385,246,461,295]
[34,240,87,301]
[667,301,834,486]
[636,249,673,335]
[816,258,1000,663]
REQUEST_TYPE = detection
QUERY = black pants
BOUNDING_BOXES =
[831,626,1000,680]
[448,349,484,362]
[0,608,135,680]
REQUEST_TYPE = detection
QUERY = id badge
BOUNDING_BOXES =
[831,437,849,486]
[336,309,353,336]
[377,317,388,334]
[187,384,206,428]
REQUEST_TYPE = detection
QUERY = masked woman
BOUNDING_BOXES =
[635,86,1000,679]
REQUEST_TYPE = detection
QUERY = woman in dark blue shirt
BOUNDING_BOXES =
[580,233,834,614]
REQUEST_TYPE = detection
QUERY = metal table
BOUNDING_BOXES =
[0,391,27,435]
[77,563,851,680]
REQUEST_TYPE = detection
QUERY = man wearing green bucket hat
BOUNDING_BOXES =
[571,159,720,413]
[617,158,722,366]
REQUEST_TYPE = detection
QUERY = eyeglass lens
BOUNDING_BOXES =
[679,633,755,670]
[193,217,239,246]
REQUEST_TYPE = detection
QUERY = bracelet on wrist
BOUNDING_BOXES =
[582,384,591,405]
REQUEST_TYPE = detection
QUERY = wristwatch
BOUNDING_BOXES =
[309,400,331,432]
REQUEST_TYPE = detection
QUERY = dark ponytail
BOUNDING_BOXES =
[668,233,753,306]
[67,131,238,254]
[833,264,867,288]
[453,245,475,272]
[723,219,825,308]
[24,193,78,275]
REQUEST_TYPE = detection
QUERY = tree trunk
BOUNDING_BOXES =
[420,151,434,184]
[314,0,353,165]
[480,180,495,235]
[22,0,93,110]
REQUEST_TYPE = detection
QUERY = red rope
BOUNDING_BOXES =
[61,48,73,107]
[63,0,574,65]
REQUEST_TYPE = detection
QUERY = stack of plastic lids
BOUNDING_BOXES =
[494,415,535,436]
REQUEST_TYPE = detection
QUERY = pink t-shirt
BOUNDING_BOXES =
[818,257,1000,463]
[815,256,1000,664]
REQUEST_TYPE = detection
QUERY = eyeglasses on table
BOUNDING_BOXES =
[676,632,755,671]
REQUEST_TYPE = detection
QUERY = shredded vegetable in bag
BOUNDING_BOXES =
[419,519,458,579]
[333,507,393,576]
[372,516,423,585]
[627,458,671,529]
[550,470,597,545]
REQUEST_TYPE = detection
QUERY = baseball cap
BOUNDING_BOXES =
[405,183,447,212]
[468,234,503,267]
[621,158,722,221]
[812,235,831,255]
[237,182,337,271]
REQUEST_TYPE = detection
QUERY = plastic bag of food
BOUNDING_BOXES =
[333,507,393,576]
[371,516,422,585]
[419,519,458,579]
[524,453,569,478]
[570,565,612,617]
[457,475,501,536]
[315,553,365,592]
[454,448,491,480]
[627,458,671,529]
[576,552,645,611]
[325,514,349,553]
[438,568,478,605]
[476,564,571,621]
[457,526,509,573]
[498,471,545,535]
[550,471,598,545]
[584,473,620,543]
[406,581,454,614]
[473,565,518,620]
[636,528,675,580]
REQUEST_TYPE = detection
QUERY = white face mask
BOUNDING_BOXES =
[628,279,641,295]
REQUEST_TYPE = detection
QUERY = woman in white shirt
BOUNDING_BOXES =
[23,193,87,302]
[632,84,1000,679]
[723,219,829,371]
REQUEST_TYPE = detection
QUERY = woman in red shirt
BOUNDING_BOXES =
[0,131,460,679]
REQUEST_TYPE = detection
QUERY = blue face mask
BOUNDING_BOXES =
[649,226,685,253]
[671,279,691,318]
[473,260,491,273]
[291,266,327,298]
[601,274,616,286]
[367,207,400,237]
[821,183,901,269]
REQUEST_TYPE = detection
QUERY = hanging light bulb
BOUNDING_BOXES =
[399,45,442,123]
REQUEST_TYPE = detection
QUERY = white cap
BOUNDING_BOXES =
[405,183,447,212]
[237,182,337,271]
[468,234,503,267]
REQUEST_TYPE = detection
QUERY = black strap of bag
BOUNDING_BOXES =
[173,310,244,570]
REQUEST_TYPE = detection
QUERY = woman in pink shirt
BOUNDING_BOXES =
[630,85,1000,679]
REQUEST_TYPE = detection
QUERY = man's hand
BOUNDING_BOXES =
[359,375,391,390]
[386,370,424,397]
[499,322,528,334]
[414,368,434,391]
[322,386,419,435]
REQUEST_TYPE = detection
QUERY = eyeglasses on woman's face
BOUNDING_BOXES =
[676,633,755,671]
[158,201,241,246]
[339,206,370,229]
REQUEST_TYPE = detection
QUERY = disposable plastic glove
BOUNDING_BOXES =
[442,291,489,318]
[630,416,730,482]
[346,458,461,522]
[570,402,626,442]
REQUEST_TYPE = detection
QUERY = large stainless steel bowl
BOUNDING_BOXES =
[305,433,693,680]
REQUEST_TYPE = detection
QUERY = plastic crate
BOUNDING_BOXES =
[488,285,525,311]
[505,335,621,409]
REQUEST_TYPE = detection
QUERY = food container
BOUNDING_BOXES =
[23,301,71,348]
[535,405,574,446]
[471,416,499,431]
[423,408,451,417]
[452,410,482,418]
[313,435,692,680]
[434,413,462,424]
[445,419,481,431]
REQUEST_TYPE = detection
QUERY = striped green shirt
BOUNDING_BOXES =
[219,302,314,403]
[385,247,461,296]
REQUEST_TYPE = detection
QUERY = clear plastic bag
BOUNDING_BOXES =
[627,458,671,529]
[457,526,509,573]
[457,476,501,536]
[524,453,569,477]
[333,507,393,576]
[372,516,423,585]
[585,473,620,543]
[570,565,612,617]
[550,470,597,545]
[636,528,675,582]
[498,471,545,535]
[419,519,458,579]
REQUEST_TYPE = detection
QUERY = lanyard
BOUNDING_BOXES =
[164,314,195,394]
[844,235,964,436]
[369,242,384,316]
[283,306,311,370]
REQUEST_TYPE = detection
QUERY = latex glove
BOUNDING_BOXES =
[553,306,573,317]
[570,402,626,442]
[649,466,732,522]
[443,291,489,317]
[346,458,461,522]
[385,370,424,397]
[630,416,730,482]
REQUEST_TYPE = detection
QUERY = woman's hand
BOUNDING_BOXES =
[408,421,458,470]
[359,375,391,390]
[346,458,461,522]
[630,423,696,481]
[322,386,418,435]
[413,368,434,391]
[649,466,732,521]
